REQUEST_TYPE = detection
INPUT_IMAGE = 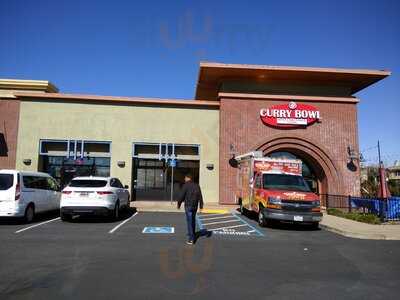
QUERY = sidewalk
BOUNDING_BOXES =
[131,201,237,214]
[320,213,400,240]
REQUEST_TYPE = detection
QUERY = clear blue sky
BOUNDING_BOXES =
[1,0,399,165]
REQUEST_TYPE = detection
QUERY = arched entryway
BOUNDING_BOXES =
[251,134,343,197]
[268,151,320,194]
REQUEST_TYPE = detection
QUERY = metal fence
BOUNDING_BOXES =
[319,194,400,222]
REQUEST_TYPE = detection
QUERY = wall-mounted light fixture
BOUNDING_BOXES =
[23,159,32,166]
[117,161,125,168]
[206,163,214,170]
[347,146,359,172]
[229,144,236,156]
[347,146,359,161]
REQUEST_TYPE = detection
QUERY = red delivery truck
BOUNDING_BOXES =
[235,151,322,228]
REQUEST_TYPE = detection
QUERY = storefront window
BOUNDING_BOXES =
[38,139,111,188]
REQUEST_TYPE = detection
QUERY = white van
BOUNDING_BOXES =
[0,170,61,223]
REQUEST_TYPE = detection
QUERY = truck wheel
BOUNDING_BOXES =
[258,209,267,227]
[310,222,319,230]
[239,201,245,215]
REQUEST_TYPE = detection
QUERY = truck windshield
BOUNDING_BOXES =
[263,174,311,192]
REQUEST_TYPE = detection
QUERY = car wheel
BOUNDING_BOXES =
[113,202,120,220]
[24,205,35,224]
[60,212,70,222]
[258,207,267,227]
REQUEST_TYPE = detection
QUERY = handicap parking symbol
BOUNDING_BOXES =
[143,227,175,234]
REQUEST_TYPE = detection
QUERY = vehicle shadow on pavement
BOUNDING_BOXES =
[0,210,60,225]
[65,207,138,224]
[237,209,321,232]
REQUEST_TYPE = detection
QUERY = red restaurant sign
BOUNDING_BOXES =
[260,101,320,128]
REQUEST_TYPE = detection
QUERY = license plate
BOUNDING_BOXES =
[294,216,303,222]
[80,192,89,197]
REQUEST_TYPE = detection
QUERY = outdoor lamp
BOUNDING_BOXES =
[23,159,31,166]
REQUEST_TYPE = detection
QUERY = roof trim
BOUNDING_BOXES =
[218,92,360,103]
[196,61,391,100]
[0,79,59,93]
[14,92,220,108]
[200,61,391,76]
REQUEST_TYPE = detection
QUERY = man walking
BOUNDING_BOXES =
[177,174,203,245]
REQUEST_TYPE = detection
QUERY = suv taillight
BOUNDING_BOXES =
[97,191,113,195]
[62,191,72,194]
[15,183,21,201]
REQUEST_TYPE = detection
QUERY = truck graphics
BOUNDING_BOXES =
[235,151,322,228]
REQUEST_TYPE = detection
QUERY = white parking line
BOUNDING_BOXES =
[210,224,248,231]
[15,217,60,234]
[199,215,237,221]
[203,219,241,226]
[109,212,138,234]
[198,213,230,218]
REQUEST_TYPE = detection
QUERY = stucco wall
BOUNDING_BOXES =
[16,100,219,203]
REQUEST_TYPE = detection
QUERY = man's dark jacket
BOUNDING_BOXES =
[178,181,204,210]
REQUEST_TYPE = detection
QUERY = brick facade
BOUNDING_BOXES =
[0,99,20,169]
[219,95,360,204]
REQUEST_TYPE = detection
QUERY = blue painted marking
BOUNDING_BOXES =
[231,213,264,236]
[143,227,175,234]
[196,215,204,230]
[196,212,263,237]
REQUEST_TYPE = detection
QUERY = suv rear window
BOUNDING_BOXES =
[0,174,14,190]
[69,180,107,188]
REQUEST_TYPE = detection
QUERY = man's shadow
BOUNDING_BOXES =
[194,229,213,244]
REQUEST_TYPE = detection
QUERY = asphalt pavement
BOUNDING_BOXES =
[0,210,399,300]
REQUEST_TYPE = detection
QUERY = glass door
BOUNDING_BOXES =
[132,143,200,202]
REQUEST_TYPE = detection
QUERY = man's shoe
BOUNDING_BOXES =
[186,240,194,245]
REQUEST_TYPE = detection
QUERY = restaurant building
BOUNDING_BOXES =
[0,62,390,204]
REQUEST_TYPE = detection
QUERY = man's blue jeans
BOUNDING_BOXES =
[185,208,197,241]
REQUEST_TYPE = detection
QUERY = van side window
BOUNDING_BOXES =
[47,178,59,191]
[23,176,39,189]
[23,176,48,190]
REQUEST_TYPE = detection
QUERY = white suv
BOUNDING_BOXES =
[0,170,61,223]
[60,176,130,221]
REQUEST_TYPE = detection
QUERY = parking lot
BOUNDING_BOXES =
[1,209,400,300]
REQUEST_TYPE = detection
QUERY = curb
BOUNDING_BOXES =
[319,223,389,240]
[132,206,233,214]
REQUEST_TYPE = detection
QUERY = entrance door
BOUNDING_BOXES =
[132,159,168,201]
[132,143,200,202]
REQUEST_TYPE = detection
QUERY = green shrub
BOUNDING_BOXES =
[327,208,381,224]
